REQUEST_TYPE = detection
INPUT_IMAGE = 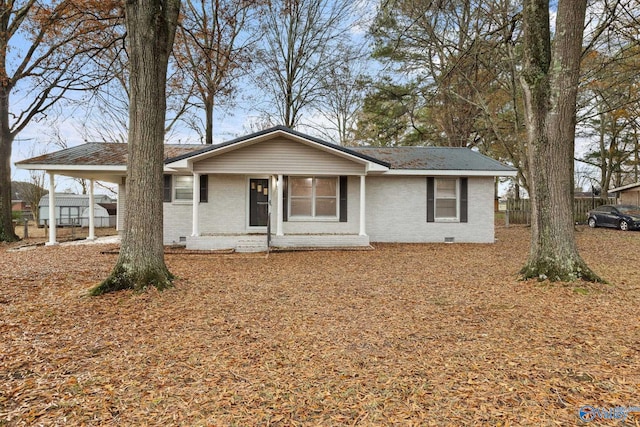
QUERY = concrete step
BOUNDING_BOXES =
[235,239,268,253]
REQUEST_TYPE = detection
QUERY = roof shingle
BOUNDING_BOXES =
[351,146,515,171]
[16,143,203,166]
[17,134,515,174]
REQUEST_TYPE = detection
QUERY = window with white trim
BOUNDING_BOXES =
[289,177,338,218]
[174,176,194,201]
[435,178,458,220]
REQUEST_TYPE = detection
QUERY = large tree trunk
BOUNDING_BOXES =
[0,86,19,242]
[91,0,180,294]
[520,0,601,282]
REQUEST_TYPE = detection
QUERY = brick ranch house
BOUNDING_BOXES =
[16,126,516,251]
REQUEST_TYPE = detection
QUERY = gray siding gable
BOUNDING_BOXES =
[193,137,367,175]
[165,125,391,168]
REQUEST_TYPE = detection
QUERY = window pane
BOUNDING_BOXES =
[315,178,337,197]
[175,188,193,199]
[316,198,336,216]
[175,176,194,200]
[176,176,193,186]
[437,179,456,198]
[436,199,456,217]
[291,199,312,216]
[291,177,313,197]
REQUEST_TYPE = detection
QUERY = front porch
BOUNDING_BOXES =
[186,233,371,253]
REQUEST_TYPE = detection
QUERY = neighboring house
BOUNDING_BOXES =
[610,182,640,205]
[11,200,29,213]
[11,200,32,221]
[38,194,116,227]
[16,126,516,250]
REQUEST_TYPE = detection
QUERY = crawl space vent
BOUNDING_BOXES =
[444,237,455,243]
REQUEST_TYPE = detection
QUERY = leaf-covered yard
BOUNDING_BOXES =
[1,226,639,426]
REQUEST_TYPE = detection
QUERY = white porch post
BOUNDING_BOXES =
[276,174,284,236]
[359,175,366,236]
[87,179,95,240]
[192,172,200,236]
[116,177,125,232]
[46,172,58,246]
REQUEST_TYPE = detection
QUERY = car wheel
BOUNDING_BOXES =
[588,217,597,228]
[619,220,629,231]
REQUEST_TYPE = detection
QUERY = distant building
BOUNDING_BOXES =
[11,200,29,213]
[610,182,640,205]
[38,194,116,227]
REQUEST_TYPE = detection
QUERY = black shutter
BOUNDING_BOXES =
[460,177,468,223]
[200,175,208,203]
[427,177,434,222]
[339,176,348,222]
[163,175,172,202]
[283,176,288,221]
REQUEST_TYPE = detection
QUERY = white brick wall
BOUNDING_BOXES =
[366,176,495,243]
[163,174,252,244]
[199,175,246,234]
[162,174,496,245]
[163,203,192,244]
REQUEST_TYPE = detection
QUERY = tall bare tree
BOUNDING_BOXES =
[0,0,120,242]
[519,0,600,281]
[313,44,368,145]
[255,0,353,128]
[92,0,180,294]
[577,0,640,193]
[69,11,191,145]
[175,0,259,145]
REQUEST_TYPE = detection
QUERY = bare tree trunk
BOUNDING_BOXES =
[92,0,180,294]
[520,0,601,282]
[0,86,18,242]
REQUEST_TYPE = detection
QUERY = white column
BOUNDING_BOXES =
[191,173,200,236]
[87,179,96,240]
[46,172,58,246]
[116,177,125,232]
[277,174,284,236]
[359,175,366,236]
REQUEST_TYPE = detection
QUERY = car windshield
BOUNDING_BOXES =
[617,205,640,215]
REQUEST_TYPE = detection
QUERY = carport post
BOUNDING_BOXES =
[87,179,96,241]
[46,172,58,246]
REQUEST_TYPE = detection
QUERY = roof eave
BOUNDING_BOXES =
[15,164,126,172]
[379,169,518,177]
[610,182,640,193]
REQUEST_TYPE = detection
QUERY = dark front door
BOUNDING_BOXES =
[249,179,269,227]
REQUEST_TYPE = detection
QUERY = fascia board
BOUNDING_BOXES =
[377,169,518,177]
[15,164,126,172]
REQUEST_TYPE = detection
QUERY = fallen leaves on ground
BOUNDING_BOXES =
[1,226,639,426]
